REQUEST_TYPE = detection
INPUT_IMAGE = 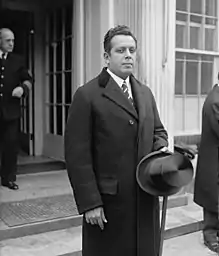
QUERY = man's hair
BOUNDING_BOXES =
[0,28,13,39]
[103,25,137,54]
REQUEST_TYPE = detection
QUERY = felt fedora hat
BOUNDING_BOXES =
[136,151,194,196]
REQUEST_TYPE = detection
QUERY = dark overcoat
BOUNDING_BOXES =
[194,85,219,213]
[0,53,31,120]
[65,68,168,256]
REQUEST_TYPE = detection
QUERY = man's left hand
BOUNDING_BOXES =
[159,146,169,152]
[12,86,24,98]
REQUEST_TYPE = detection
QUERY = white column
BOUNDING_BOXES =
[100,0,115,67]
[82,0,115,80]
[73,0,85,91]
[162,0,176,150]
[140,0,175,150]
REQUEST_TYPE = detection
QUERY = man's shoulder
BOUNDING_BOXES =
[131,75,152,93]
[206,85,218,99]
[141,82,152,93]
[203,85,219,108]
[8,53,24,63]
[74,75,100,99]
[8,52,21,58]
[80,75,99,90]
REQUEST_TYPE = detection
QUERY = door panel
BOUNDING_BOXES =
[44,2,73,160]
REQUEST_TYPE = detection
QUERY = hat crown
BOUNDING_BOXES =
[136,151,194,196]
[148,153,193,187]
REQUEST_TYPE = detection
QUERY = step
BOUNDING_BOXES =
[0,226,82,256]
[0,215,82,241]
[164,196,203,239]
[0,227,207,256]
[160,193,188,209]
[17,155,65,174]
[0,194,202,241]
[61,253,81,256]
[0,171,201,242]
[0,172,82,241]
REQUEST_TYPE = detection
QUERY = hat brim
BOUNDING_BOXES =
[136,151,183,196]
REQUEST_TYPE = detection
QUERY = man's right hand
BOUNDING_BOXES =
[12,86,24,98]
[85,207,107,230]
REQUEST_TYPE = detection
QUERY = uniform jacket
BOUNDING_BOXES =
[0,53,31,120]
[194,84,219,213]
[65,68,168,256]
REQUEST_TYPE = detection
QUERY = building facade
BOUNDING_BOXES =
[0,0,218,160]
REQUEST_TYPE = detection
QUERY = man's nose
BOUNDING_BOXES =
[125,49,131,58]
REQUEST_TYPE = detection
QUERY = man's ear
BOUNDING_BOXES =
[104,52,110,65]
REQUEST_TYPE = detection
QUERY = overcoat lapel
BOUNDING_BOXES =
[131,75,148,138]
[100,69,138,120]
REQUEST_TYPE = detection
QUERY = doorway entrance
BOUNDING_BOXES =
[0,9,34,155]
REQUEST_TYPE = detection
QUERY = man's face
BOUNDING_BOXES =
[104,35,137,79]
[0,30,15,53]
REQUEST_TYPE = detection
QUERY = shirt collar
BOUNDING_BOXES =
[0,50,8,59]
[107,68,130,88]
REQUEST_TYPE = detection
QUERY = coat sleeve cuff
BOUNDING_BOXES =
[72,181,103,215]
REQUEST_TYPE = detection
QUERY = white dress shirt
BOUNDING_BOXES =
[107,68,133,99]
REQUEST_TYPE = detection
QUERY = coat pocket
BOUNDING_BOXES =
[98,178,118,195]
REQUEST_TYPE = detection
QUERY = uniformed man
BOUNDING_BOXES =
[0,28,32,190]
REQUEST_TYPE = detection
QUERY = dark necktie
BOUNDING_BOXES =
[121,80,134,105]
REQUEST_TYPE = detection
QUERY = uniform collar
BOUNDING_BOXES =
[0,49,8,59]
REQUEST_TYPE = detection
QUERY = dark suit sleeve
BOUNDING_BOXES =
[151,92,168,151]
[64,87,103,214]
[209,102,219,139]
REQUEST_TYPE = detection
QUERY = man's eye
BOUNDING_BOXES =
[117,49,124,53]
[130,48,136,53]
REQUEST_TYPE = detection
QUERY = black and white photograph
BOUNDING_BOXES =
[0,0,218,255]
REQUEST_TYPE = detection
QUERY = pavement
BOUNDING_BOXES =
[0,229,217,256]
[0,168,214,256]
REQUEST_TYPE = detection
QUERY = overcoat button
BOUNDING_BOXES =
[129,120,134,125]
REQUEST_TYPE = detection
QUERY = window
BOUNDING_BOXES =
[45,3,73,136]
[175,53,213,95]
[176,0,217,50]
[175,0,218,134]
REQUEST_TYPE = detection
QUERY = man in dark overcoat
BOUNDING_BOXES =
[194,82,219,253]
[65,25,168,256]
[0,28,32,190]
